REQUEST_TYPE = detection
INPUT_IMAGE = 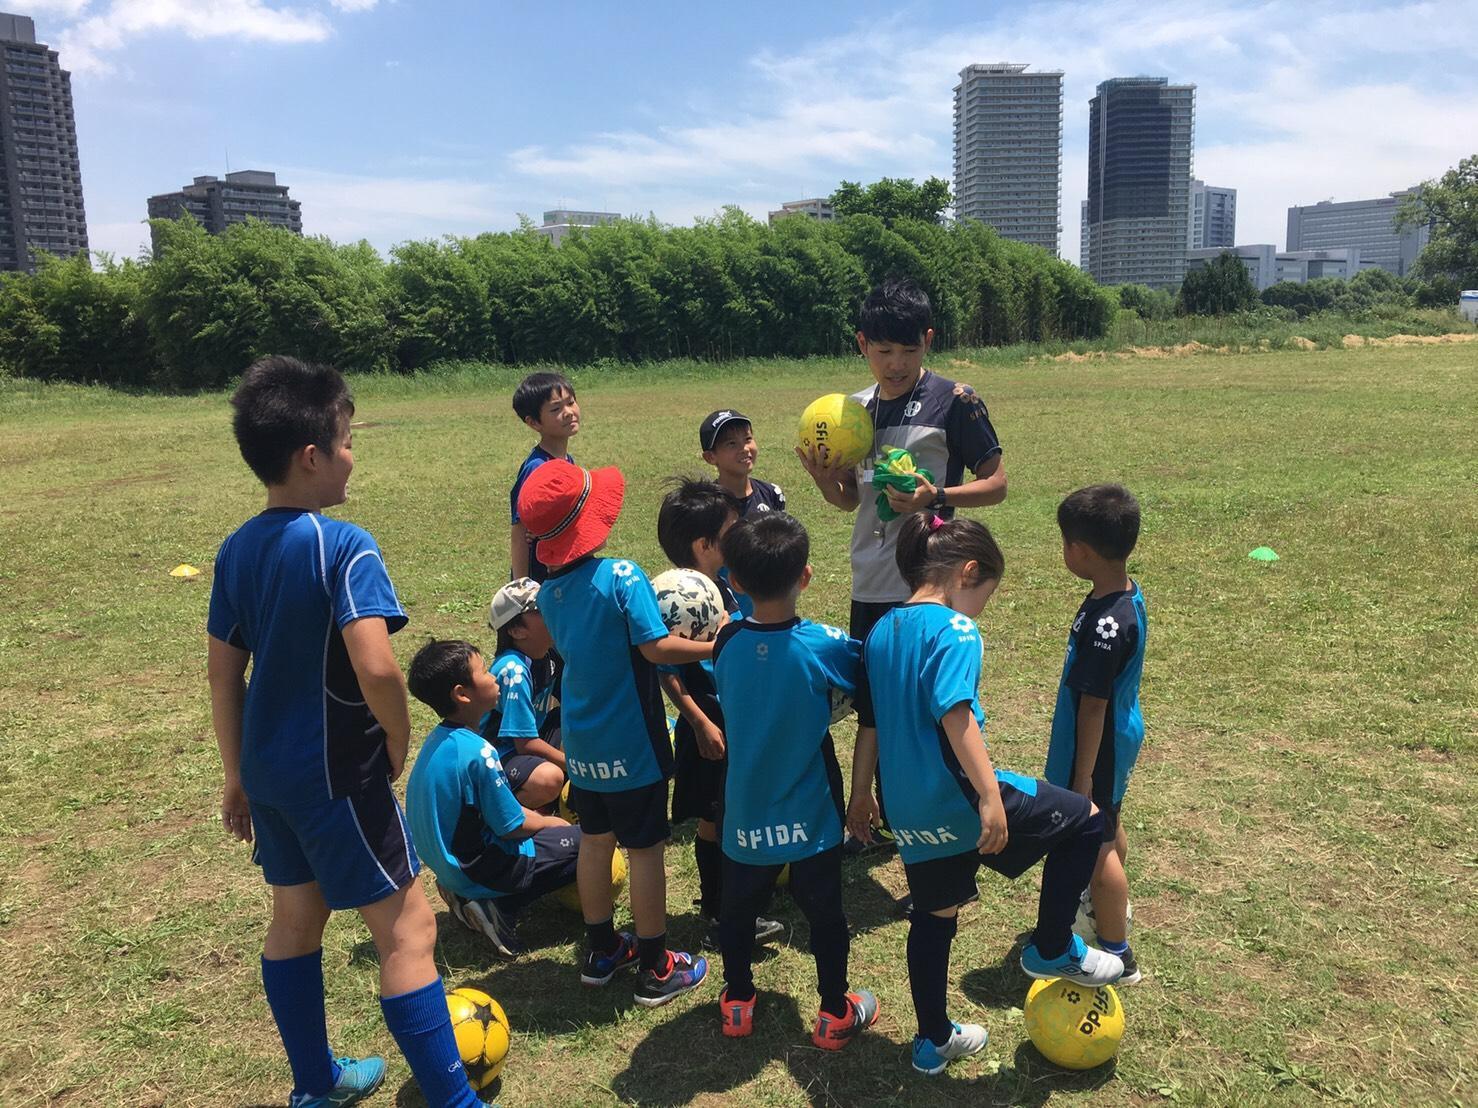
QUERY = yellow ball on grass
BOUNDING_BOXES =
[446,987,510,1091]
[1023,977,1124,1070]
[554,848,627,912]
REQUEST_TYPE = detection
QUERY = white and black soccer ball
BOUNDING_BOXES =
[651,569,726,642]
[828,687,855,725]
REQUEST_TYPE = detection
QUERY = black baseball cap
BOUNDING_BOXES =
[699,409,752,451]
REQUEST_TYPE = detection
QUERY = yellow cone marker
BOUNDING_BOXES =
[169,564,201,578]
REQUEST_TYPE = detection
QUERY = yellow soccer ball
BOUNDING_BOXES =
[446,987,510,1090]
[554,848,628,912]
[798,394,874,468]
[775,863,790,889]
[1024,978,1124,1070]
[557,781,579,825]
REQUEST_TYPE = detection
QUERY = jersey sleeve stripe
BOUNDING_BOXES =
[308,514,331,598]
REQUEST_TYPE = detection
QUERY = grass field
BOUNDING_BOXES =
[1,342,1475,1107]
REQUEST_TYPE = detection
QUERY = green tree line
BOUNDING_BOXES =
[0,205,1114,390]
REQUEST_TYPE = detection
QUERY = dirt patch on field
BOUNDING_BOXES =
[1287,336,1318,350]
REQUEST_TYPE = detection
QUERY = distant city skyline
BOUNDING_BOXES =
[11,1,1478,266]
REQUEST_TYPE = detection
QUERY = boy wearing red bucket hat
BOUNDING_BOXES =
[517,459,716,1006]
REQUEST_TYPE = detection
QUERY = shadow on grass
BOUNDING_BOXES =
[959,930,1035,1011]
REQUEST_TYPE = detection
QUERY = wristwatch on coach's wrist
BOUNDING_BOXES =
[928,488,948,511]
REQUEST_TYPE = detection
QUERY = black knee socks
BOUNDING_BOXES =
[1034,810,1105,959]
[694,835,722,918]
[907,911,958,1046]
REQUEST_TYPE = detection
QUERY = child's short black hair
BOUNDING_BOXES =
[512,371,576,424]
[407,639,480,719]
[858,276,932,344]
[230,355,355,486]
[1058,484,1141,561]
[721,514,809,601]
[658,478,741,569]
[896,513,1006,591]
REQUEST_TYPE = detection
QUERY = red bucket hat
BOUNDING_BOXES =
[517,459,626,567]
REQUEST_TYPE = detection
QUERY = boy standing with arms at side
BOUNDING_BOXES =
[509,372,581,582]
[1046,485,1147,984]
[518,459,714,1006]
[713,515,880,1049]
[208,356,477,1108]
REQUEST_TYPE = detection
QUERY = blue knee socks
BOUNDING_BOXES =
[380,978,480,1108]
[261,950,340,1098]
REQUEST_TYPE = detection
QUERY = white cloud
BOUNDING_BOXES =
[51,0,378,76]
[502,0,1478,262]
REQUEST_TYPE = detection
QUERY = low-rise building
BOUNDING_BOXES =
[534,209,620,245]
[147,170,301,254]
[767,198,835,224]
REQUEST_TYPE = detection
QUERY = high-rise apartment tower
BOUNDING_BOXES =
[954,63,1064,254]
[1188,180,1236,249]
[0,12,88,272]
[1084,77,1195,289]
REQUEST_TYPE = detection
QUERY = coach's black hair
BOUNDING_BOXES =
[657,477,741,569]
[230,355,354,486]
[512,371,576,424]
[721,514,809,601]
[895,513,1006,591]
[858,276,933,344]
[407,639,481,719]
[1058,484,1141,561]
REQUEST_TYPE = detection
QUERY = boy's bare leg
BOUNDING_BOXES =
[626,843,667,939]
[577,831,618,924]
[1089,843,1130,945]
[518,761,564,810]
[1114,820,1128,865]
[358,883,439,995]
[265,881,331,959]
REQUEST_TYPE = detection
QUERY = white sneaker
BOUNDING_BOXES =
[461,896,525,958]
[1021,934,1123,986]
[911,1021,989,1075]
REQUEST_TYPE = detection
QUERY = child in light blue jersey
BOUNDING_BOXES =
[712,514,880,1049]
[849,513,1123,1076]
[482,577,566,810]
[405,639,579,958]
[517,459,715,1008]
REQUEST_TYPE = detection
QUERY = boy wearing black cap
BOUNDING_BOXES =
[700,409,786,520]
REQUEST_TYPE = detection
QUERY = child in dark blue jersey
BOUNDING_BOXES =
[848,513,1123,1076]
[700,411,786,620]
[655,479,782,947]
[713,514,881,1050]
[509,371,580,583]
[1046,485,1148,984]
[405,639,579,958]
[481,577,566,809]
[517,459,714,1008]
[206,356,477,1108]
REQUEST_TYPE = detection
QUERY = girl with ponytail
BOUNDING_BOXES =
[847,514,1125,1076]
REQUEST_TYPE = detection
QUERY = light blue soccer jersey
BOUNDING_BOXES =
[713,618,859,864]
[485,649,554,759]
[1045,584,1147,804]
[537,555,671,791]
[206,508,407,806]
[405,723,534,900]
[858,603,1036,864]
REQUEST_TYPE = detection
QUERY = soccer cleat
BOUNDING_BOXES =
[841,826,896,857]
[288,1055,386,1107]
[1114,945,1142,986]
[719,990,756,1037]
[1020,933,1123,986]
[911,1022,989,1075]
[633,950,709,1008]
[580,931,638,986]
[701,913,785,950]
[461,895,526,958]
[436,881,472,929]
[812,989,880,1050]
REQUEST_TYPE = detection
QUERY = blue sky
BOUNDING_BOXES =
[22,0,1478,263]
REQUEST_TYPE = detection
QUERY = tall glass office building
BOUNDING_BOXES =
[1084,77,1195,289]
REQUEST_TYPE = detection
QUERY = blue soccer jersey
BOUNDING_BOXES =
[510,446,571,583]
[207,509,407,807]
[857,603,1036,864]
[405,723,534,900]
[537,555,671,791]
[1045,583,1147,804]
[713,618,859,864]
[482,648,555,760]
